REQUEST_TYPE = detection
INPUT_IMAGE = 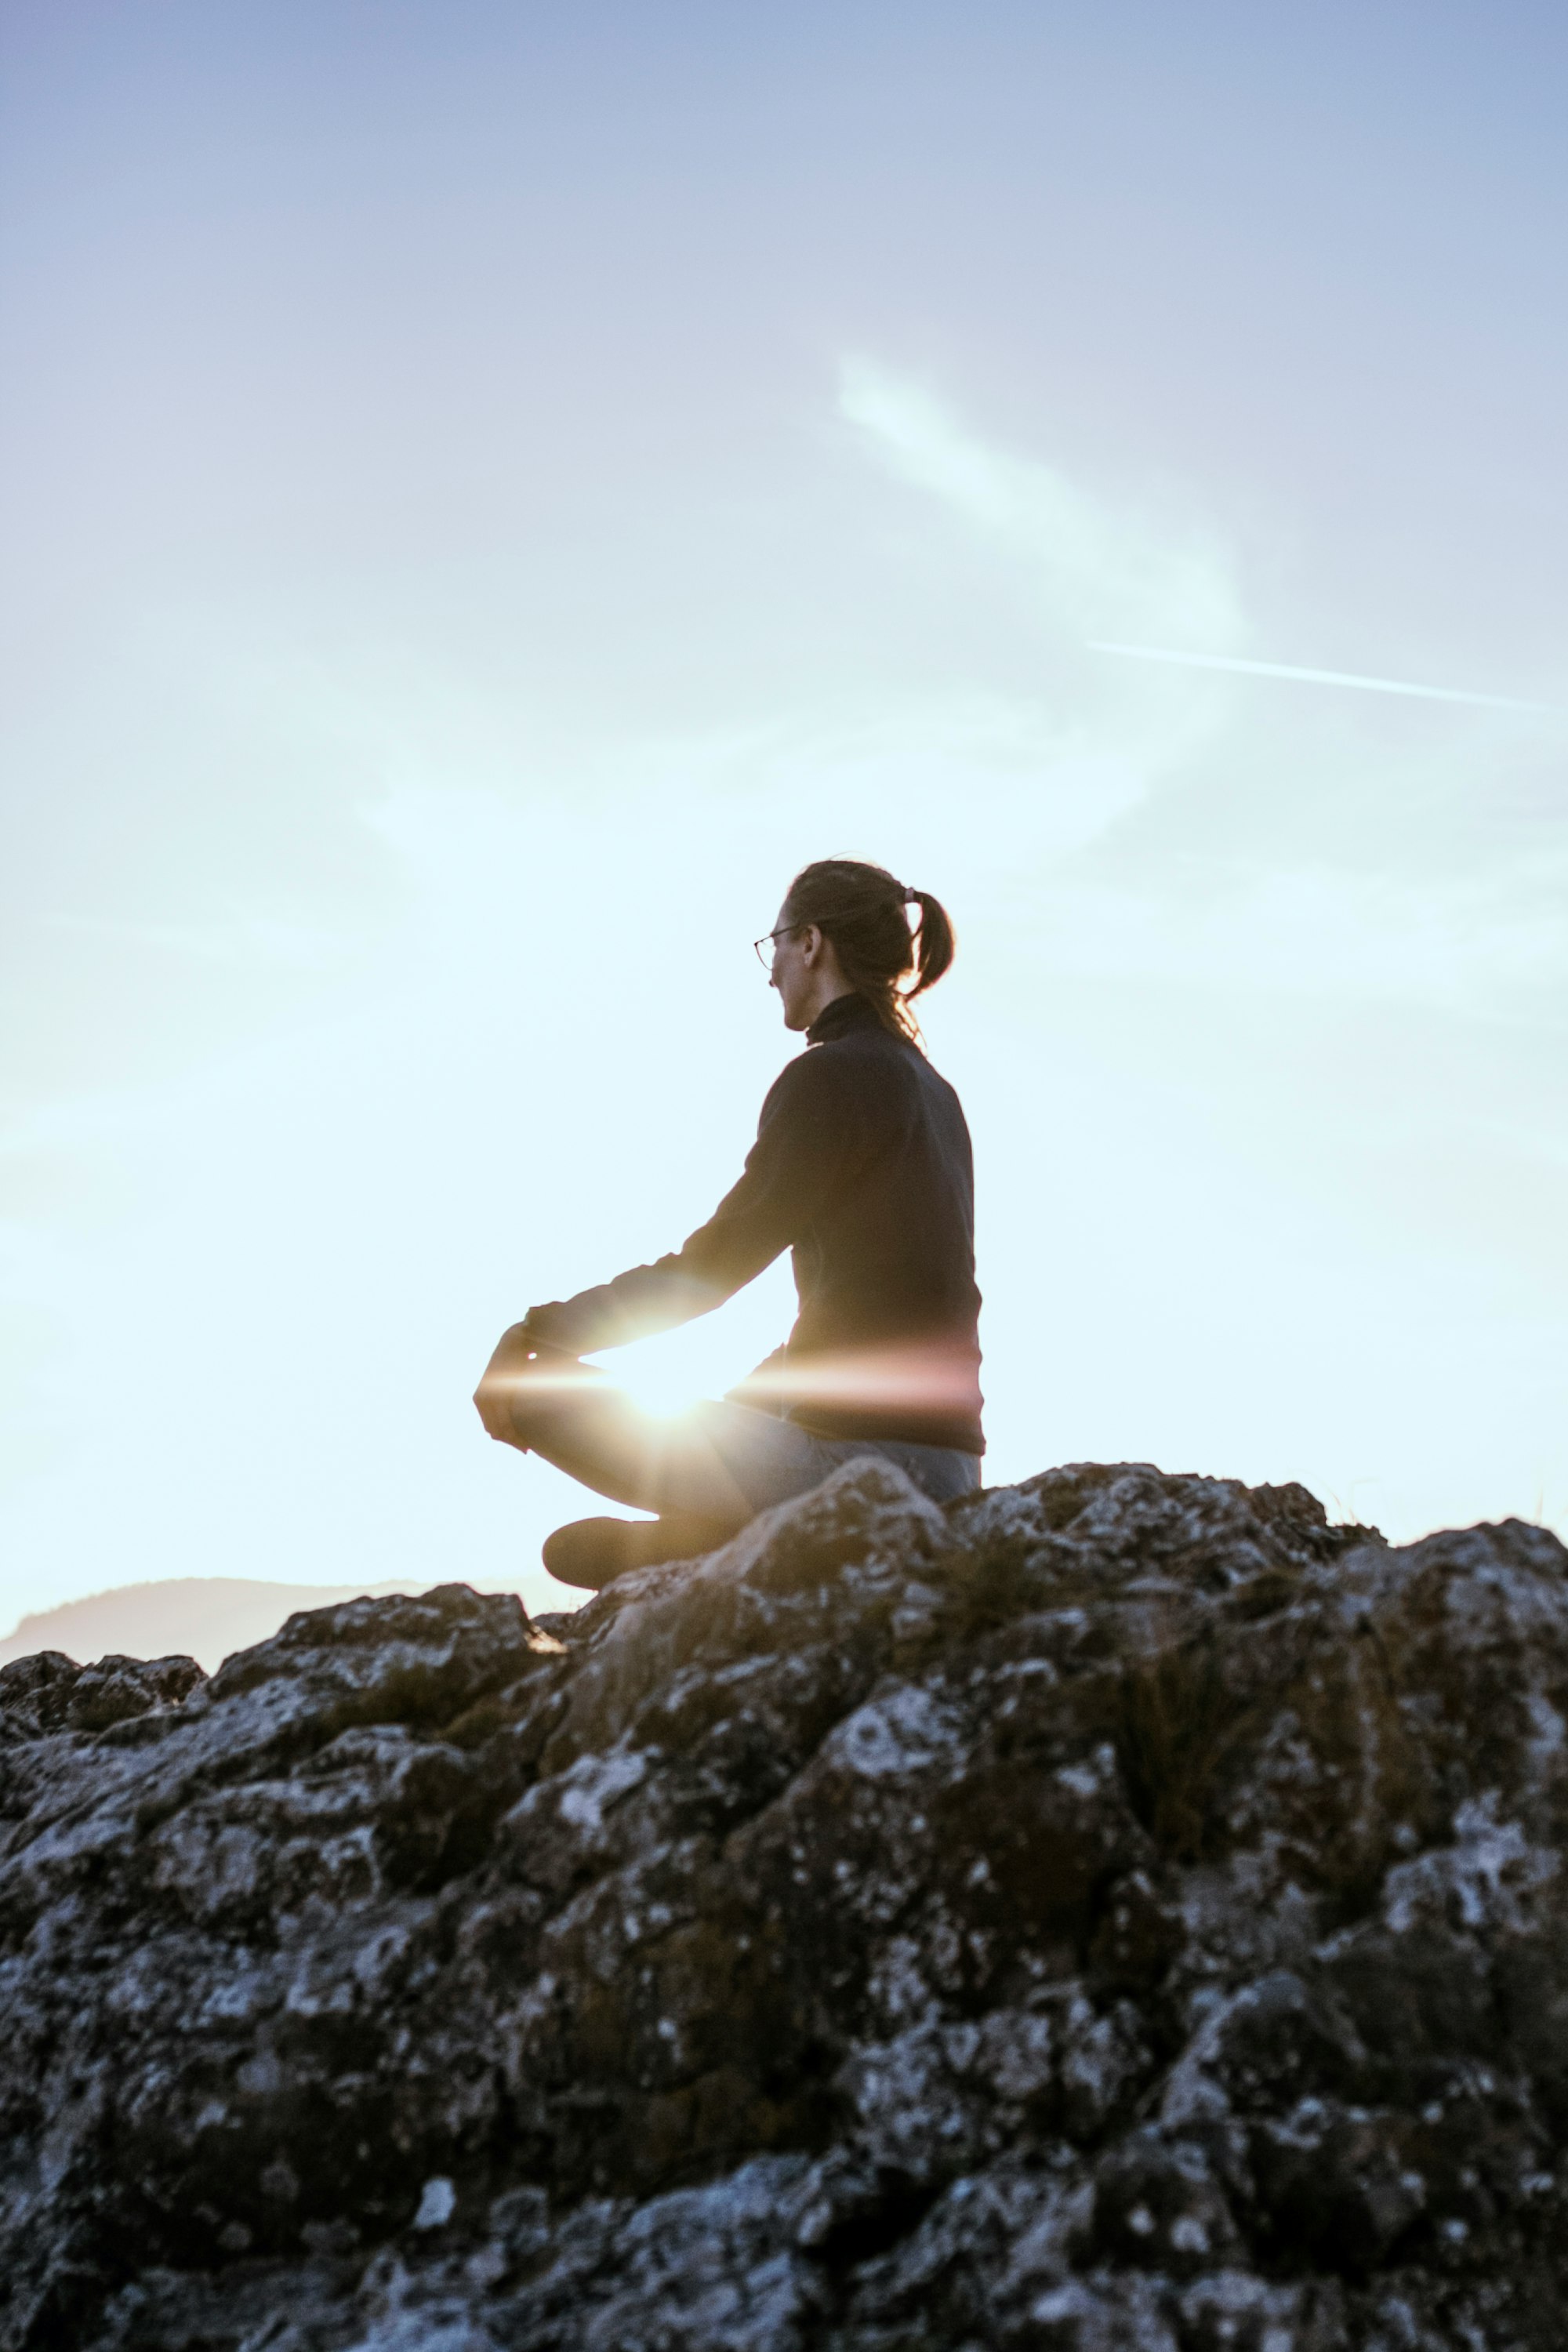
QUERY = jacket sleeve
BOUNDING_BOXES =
[523,1051,863,1354]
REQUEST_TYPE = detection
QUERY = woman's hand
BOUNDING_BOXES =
[474,1313,589,1443]
[473,1320,543,1443]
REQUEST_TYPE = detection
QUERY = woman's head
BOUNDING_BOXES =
[771,858,955,1040]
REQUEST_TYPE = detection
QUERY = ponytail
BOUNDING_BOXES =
[782,858,957,1044]
[906,887,955,1002]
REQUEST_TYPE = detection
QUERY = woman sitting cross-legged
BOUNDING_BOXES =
[473,857,983,1590]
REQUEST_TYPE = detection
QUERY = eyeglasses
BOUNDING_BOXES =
[753,925,798,972]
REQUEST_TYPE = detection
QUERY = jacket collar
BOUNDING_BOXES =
[807,991,880,1047]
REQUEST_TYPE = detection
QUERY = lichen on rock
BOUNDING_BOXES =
[2,1458,1566,2348]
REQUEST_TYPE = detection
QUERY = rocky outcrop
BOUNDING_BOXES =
[0,1581,437,1677]
[2,1460,1566,2350]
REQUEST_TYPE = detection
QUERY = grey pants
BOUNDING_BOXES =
[507,1366,981,1524]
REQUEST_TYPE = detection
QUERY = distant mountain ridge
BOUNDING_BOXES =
[0,1577,440,1675]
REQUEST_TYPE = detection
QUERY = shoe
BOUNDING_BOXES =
[542,1515,736,1592]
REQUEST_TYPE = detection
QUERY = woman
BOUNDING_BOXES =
[474,858,983,1588]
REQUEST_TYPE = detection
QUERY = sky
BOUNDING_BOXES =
[2,0,1565,1628]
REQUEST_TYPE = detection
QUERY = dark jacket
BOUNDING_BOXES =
[524,991,985,1453]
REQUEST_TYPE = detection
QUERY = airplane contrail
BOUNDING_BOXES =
[1088,640,1557,714]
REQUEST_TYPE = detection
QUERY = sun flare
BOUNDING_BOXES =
[586,1325,738,1423]
[605,1360,709,1421]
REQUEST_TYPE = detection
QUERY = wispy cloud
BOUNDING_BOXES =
[839,358,1245,658]
[833,361,1568,1022]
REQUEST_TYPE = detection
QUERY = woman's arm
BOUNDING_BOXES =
[521,1052,864,1356]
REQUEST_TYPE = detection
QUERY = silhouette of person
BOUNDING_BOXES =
[474,859,983,1588]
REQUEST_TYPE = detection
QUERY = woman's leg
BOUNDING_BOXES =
[503,1361,760,1523]
[480,1341,981,1587]
[498,1365,818,1589]
[538,1509,739,1589]
[501,1361,983,1523]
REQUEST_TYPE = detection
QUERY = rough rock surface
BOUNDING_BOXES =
[3,1460,1567,2350]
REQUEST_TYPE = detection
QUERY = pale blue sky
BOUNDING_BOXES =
[2,2,1565,1622]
